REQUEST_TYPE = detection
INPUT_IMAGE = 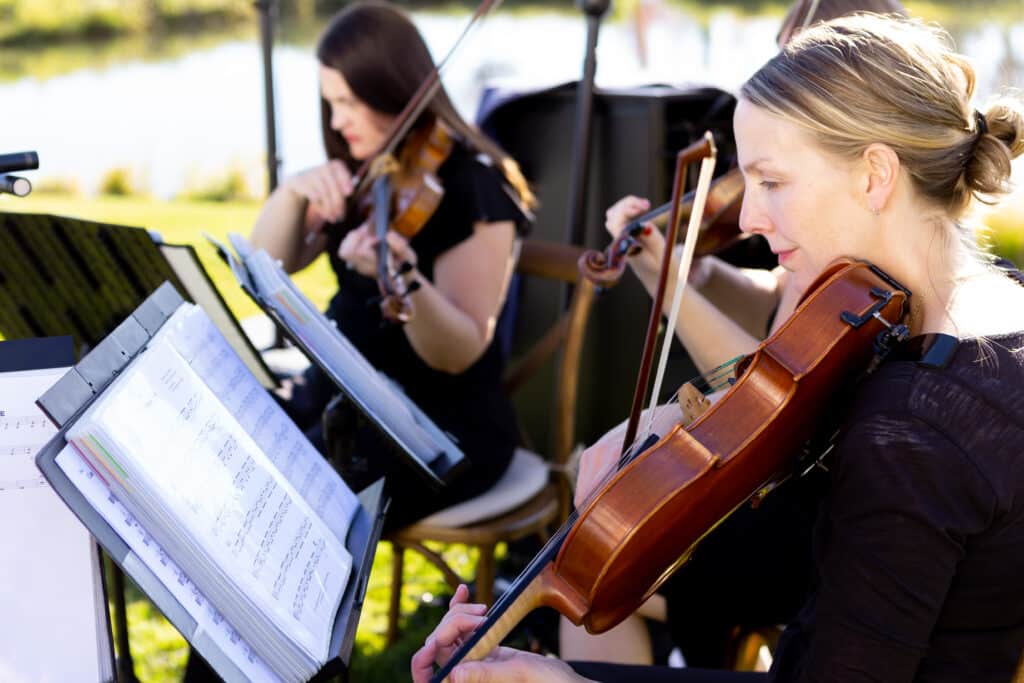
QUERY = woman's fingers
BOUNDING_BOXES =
[449,648,589,683]
[289,162,353,223]
[410,585,489,683]
[338,224,379,275]
[604,195,651,237]
[411,636,442,683]
[384,230,416,263]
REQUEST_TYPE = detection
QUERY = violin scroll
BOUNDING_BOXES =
[576,233,639,287]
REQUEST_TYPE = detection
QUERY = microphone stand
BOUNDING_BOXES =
[0,150,39,197]
[254,0,281,193]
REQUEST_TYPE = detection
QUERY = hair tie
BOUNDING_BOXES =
[975,110,989,137]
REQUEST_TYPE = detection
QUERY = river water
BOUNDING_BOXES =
[2,6,1021,198]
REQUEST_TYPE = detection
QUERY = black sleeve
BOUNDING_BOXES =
[798,412,995,682]
[412,147,530,265]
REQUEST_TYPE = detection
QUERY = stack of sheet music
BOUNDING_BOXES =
[60,304,360,683]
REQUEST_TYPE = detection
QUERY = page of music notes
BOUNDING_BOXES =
[155,304,359,544]
[56,443,280,683]
[68,338,351,662]
[0,364,112,683]
[0,370,62,491]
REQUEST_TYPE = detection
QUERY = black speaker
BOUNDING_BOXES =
[480,82,746,452]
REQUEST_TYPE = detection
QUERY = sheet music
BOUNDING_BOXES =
[154,304,359,544]
[68,338,351,663]
[0,365,111,683]
[56,444,281,683]
[0,369,64,490]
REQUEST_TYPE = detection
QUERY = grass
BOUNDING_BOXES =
[112,540,478,681]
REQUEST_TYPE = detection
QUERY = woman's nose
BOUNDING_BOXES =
[738,198,769,237]
[331,107,348,132]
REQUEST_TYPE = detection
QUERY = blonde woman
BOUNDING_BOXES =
[414,14,1024,683]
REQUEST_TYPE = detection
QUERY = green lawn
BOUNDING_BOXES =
[2,193,482,681]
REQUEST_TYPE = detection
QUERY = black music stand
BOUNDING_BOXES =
[34,283,387,683]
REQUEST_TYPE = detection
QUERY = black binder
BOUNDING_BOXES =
[33,282,386,683]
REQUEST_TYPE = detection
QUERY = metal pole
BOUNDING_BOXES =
[108,557,140,683]
[255,0,281,193]
[564,0,611,247]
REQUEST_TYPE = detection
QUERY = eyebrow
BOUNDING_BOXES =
[741,158,774,174]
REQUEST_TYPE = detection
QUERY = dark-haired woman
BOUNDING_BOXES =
[249,1,536,531]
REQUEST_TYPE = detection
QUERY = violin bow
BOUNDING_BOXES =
[621,132,718,453]
[777,0,824,46]
[351,0,504,195]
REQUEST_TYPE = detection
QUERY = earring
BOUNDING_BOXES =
[870,205,880,216]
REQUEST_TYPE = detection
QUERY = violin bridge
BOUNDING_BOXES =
[676,382,711,426]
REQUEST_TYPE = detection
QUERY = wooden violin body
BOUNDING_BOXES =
[433,259,910,681]
[552,259,908,631]
[362,119,454,240]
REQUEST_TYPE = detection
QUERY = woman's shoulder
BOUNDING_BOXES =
[834,332,1024,510]
[848,331,1024,423]
[426,138,530,235]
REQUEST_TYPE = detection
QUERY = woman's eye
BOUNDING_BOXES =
[760,180,779,190]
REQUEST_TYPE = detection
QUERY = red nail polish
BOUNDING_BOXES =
[643,225,653,236]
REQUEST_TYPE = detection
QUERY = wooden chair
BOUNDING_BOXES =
[383,239,596,643]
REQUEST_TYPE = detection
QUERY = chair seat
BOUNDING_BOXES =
[417,447,550,528]
[391,481,560,546]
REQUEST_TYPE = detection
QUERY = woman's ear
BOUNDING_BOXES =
[862,143,900,215]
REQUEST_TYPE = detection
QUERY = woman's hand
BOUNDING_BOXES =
[604,195,665,276]
[411,585,592,683]
[285,160,354,227]
[574,403,686,509]
[573,426,626,510]
[337,224,418,278]
[605,195,715,290]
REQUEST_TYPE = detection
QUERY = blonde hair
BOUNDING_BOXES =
[744,14,1024,221]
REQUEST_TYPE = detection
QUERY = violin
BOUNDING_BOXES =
[344,0,499,323]
[360,120,454,323]
[428,132,912,682]
[432,258,911,681]
[578,167,745,288]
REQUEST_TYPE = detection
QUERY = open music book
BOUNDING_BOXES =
[213,232,465,488]
[36,286,383,683]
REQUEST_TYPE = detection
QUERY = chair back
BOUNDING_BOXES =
[502,239,596,518]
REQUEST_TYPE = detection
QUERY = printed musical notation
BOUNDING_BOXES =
[0,373,61,490]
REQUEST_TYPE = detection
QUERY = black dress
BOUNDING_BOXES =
[290,140,530,532]
[571,323,1024,682]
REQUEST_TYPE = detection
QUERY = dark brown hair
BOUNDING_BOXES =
[316,1,535,207]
